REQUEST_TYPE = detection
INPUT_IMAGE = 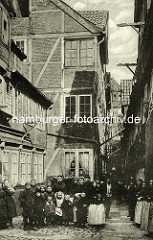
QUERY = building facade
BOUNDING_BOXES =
[0,0,52,186]
[123,0,153,181]
[11,0,109,180]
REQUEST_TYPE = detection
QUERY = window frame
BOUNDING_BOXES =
[64,149,91,178]
[64,39,94,67]
[14,39,27,55]
[64,94,92,120]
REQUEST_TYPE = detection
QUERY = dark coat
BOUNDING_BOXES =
[45,201,55,216]
[0,190,8,225]
[61,199,73,221]
[52,182,66,193]
[76,197,88,223]
[3,187,16,219]
[34,196,45,218]
[19,189,34,217]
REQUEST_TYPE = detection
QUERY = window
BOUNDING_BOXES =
[65,96,76,119]
[65,39,94,67]
[11,151,18,186]
[33,155,44,183]
[65,95,92,120]
[20,152,32,185]
[2,150,9,180]
[79,96,91,118]
[64,150,90,178]
[15,40,27,55]
[65,152,75,177]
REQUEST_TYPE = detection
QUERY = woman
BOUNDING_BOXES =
[3,179,16,228]
[88,182,105,226]
[134,179,143,225]
[140,182,150,230]
[0,182,8,229]
[147,179,153,236]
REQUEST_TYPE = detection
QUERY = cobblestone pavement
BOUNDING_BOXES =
[0,202,152,240]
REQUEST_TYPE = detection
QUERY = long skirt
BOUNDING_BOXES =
[88,203,105,225]
[140,201,150,230]
[134,201,143,224]
[148,202,153,233]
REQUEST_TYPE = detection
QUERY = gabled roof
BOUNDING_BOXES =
[50,0,107,34]
[111,78,121,91]
[78,11,109,31]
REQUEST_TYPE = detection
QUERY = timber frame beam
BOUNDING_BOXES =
[117,63,137,75]
[117,22,145,34]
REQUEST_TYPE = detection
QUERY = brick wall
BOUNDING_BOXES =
[64,69,96,88]
[11,18,29,36]
[32,62,61,87]
[31,12,62,34]
[64,14,88,33]
[31,0,59,11]
[32,38,61,62]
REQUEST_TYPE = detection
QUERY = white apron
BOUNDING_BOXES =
[88,203,105,225]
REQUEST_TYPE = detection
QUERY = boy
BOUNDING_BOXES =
[34,189,45,228]
[76,192,88,228]
[19,182,34,230]
[45,196,55,226]
[61,193,73,226]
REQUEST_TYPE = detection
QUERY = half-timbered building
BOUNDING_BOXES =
[11,0,109,181]
[0,0,52,186]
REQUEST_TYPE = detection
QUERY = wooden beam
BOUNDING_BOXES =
[117,22,145,28]
[117,63,137,75]
[117,63,137,66]
[49,0,102,33]
[35,37,61,87]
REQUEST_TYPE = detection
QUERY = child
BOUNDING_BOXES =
[34,189,45,228]
[61,193,73,226]
[45,185,54,199]
[54,191,64,225]
[45,196,55,226]
[40,185,46,200]
[0,183,7,229]
[76,192,88,228]
[3,180,16,228]
[19,182,34,230]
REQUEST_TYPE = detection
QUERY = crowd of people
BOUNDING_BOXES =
[126,177,153,237]
[0,175,113,230]
[18,176,113,230]
[1,174,153,236]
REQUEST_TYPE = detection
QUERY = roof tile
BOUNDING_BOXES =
[78,10,108,30]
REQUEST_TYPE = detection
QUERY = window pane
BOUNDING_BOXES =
[87,58,93,66]
[80,58,87,66]
[87,49,93,58]
[71,59,77,66]
[72,41,77,49]
[65,41,72,49]
[87,40,93,48]
[65,59,71,66]
[80,50,87,58]
[80,40,87,49]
